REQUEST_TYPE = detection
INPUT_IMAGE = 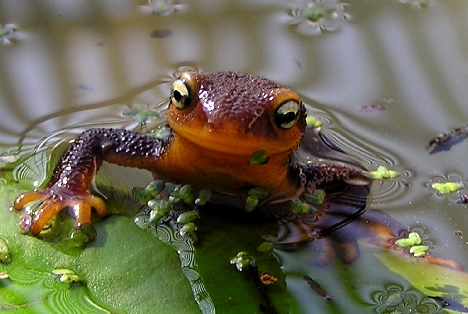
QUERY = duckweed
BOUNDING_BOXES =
[249,149,269,165]
[395,232,429,257]
[395,232,421,247]
[179,222,197,242]
[257,241,274,253]
[431,181,464,194]
[248,187,270,200]
[369,165,399,180]
[195,189,211,206]
[302,6,337,23]
[145,180,166,197]
[70,223,97,244]
[230,251,254,272]
[122,107,159,124]
[136,180,211,242]
[409,245,429,257]
[304,189,325,205]
[177,210,199,224]
[52,268,82,284]
[0,238,11,264]
[306,115,322,128]
[245,197,259,212]
[245,187,270,211]
[291,198,316,214]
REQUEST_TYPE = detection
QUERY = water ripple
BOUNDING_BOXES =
[368,283,443,313]
[153,219,215,314]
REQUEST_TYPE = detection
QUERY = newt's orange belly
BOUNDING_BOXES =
[151,133,300,201]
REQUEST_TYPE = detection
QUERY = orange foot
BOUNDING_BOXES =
[12,185,107,242]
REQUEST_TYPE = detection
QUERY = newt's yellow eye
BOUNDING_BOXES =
[274,100,301,129]
[171,78,193,110]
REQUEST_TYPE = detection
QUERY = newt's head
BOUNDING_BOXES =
[167,71,306,157]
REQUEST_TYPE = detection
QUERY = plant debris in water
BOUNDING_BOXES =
[303,275,333,301]
[398,0,430,8]
[150,29,173,39]
[359,104,386,112]
[426,124,468,154]
[458,194,468,204]
[230,251,278,314]
[429,296,468,312]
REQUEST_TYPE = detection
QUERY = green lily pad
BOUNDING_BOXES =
[0,175,200,313]
[376,250,468,313]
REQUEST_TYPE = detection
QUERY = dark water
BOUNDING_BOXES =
[1,0,468,313]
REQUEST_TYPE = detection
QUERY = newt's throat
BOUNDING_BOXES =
[154,133,300,200]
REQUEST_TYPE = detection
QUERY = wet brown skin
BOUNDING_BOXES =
[11,71,464,271]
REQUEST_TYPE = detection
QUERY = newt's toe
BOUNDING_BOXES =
[13,191,46,210]
[12,187,108,239]
[30,199,62,235]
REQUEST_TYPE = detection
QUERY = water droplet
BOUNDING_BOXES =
[19,214,32,233]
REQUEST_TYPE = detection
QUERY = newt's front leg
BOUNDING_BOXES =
[12,128,168,239]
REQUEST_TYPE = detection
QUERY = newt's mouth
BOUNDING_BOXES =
[171,122,299,156]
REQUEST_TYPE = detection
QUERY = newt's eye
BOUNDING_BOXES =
[275,100,301,129]
[171,78,193,109]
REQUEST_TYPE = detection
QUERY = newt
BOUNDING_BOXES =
[11,71,464,270]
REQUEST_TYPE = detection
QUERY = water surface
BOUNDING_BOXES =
[1,0,468,313]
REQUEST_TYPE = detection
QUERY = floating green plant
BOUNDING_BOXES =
[431,181,464,194]
[123,107,159,124]
[134,180,208,242]
[0,238,11,264]
[52,268,82,284]
[369,165,399,180]
[305,189,325,205]
[257,241,274,253]
[395,232,429,257]
[306,115,322,128]
[291,198,316,214]
[245,187,270,212]
[230,251,254,272]
[395,232,421,247]
[249,149,269,166]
